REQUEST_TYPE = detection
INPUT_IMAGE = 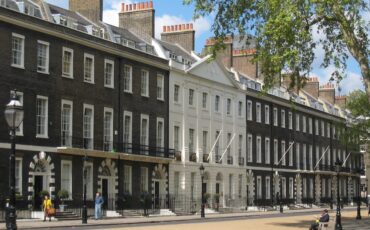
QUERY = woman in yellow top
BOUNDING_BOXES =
[43,195,52,222]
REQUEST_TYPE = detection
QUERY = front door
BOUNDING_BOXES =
[102,179,108,210]
[216,183,220,194]
[34,175,43,210]
[154,181,160,209]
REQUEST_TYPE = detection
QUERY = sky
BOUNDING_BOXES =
[45,0,364,95]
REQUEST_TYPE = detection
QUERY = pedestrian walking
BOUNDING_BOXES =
[95,192,104,220]
[42,195,53,222]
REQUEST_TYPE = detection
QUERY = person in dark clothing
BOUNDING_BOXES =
[309,209,330,230]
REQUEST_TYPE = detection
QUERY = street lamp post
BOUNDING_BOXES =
[4,92,24,230]
[356,169,362,220]
[199,164,205,218]
[82,154,88,224]
[335,159,342,230]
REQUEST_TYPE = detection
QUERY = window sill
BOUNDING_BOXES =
[11,64,24,69]
[157,98,165,102]
[16,133,24,137]
[36,135,49,139]
[84,80,95,84]
[124,90,133,94]
[62,74,74,79]
[37,70,50,75]
[141,94,149,98]
[104,85,114,89]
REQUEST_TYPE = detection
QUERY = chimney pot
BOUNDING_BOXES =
[121,3,125,12]
[129,4,132,11]
[175,25,178,31]
[149,0,153,8]
[190,23,193,29]
[163,26,166,32]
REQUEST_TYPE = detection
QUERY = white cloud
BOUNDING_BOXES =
[103,0,130,26]
[45,0,68,8]
[155,14,210,39]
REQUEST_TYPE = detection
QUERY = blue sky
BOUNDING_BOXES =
[45,0,364,95]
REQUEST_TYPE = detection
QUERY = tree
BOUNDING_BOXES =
[184,0,370,101]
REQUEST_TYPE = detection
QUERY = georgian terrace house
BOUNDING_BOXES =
[0,0,174,217]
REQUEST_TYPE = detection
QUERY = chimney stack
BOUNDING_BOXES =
[69,0,103,22]
[204,36,233,68]
[161,23,195,52]
[303,77,320,98]
[119,0,155,42]
[335,95,347,108]
[319,82,335,104]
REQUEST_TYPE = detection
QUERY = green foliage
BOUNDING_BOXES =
[347,90,370,117]
[39,190,50,198]
[57,190,69,200]
[184,0,370,100]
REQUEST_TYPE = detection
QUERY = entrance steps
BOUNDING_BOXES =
[119,209,144,217]
[105,210,122,217]
[149,209,176,216]
[55,211,80,220]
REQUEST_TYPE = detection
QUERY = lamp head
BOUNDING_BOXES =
[4,91,24,130]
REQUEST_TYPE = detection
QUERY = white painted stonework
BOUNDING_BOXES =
[168,55,248,209]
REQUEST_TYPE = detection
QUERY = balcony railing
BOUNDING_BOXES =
[189,152,197,162]
[58,137,175,159]
[227,156,233,165]
[215,155,222,164]
[238,157,244,166]
[203,154,209,163]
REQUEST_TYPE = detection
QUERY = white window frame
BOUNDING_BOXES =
[288,112,293,129]
[123,111,132,146]
[321,121,325,137]
[37,40,50,74]
[289,141,293,166]
[104,59,115,88]
[83,104,94,149]
[308,117,313,134]
[302,116,306,133]
[281,109,285,128]
[265,105,270,124]
[174,125,181,151]
[327,123,331,138]
[215,95,220,112]
[303,144,307,170]
[61,99,73,147]
[123,165,132,194]
[123,65,133,93]
[188,89,194,106]
[174,84,180,103]
[140,114,149,146]
[226,98,232,116]
[247,100,252,121]
[61,160,72,198]
[103,107,114,152]
[62,47,74,78]
[84,161,93,200]
[140,69,149,97]
[15,157,23,195]
[265,137,270,164]
[289,177,294,199]
[202,92,208,109]
[83,53,95,84]
[257,176,262,199]
[238,101,243,117]
[140,167,149,193]
[156,117,164,148]
[247,134,253,163]
[309,145,313,170]
[295,113,300,131]
[157,74,164,101]
[274,139,278,165]
[257,135,262,163]
[273,108,278,126]
[296,143,300,169]
[281,140,286,166]
[282,177,287,198]
[11,33,25,69]
[265,176,271,199]
[315,119,319,135]
[256,103,261,123]
[36,95,48,138]
[11,91,24,136]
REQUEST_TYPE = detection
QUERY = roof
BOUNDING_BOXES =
[156,39,196,62]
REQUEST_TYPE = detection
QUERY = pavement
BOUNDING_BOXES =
[2,207,369,230]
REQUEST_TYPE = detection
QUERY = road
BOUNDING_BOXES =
[32,209,370,230]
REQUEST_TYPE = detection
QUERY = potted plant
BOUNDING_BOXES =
[39,190,50,198]
[57,190,69,212]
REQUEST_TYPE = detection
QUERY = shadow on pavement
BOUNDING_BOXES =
[267,219,313,229]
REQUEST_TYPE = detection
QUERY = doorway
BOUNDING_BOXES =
[34,175,43,210]
[154,181,160,209]
[102,179,108,210]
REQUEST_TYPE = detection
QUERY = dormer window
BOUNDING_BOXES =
[0,0,5,7]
